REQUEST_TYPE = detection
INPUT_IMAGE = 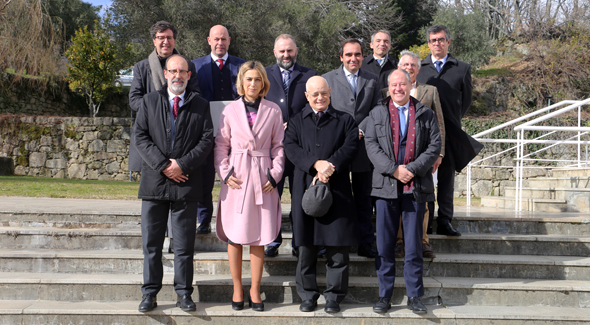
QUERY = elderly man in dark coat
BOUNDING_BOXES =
[284,76,359,314]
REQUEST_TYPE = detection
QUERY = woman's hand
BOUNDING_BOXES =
[262,181,274,193]
[227,174,243,189]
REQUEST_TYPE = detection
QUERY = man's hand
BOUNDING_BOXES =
[283,122,288,130]
[358,129,363,139]
[227,173,243,189]
[432,156,443,173]
[393,165,414,184]
[163,159,188,183]
[314,160,334,183]
[262,180,274,193]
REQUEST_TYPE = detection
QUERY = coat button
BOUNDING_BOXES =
[350,98,354,101]
[317,127,321,130]
[316,143,321,147]
[280,99,284,103]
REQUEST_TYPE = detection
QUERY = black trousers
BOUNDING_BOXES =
[141,199,198,296]
[437,152,456,224]
[296,245,349,303]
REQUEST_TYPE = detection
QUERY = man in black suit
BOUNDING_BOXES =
[264,34,317,257]
[362,30,398,91]
[416,24,473,236]
[191,25,246,235]
[323,38,381,258]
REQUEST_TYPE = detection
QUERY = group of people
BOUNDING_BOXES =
[131,20,475,315]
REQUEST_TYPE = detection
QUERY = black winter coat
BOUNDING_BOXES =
[284,104,359,247]
[364,97,441,203]
[135,88,213,201]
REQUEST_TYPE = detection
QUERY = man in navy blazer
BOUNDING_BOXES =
[264,34,317,258]
[191,25,246,234]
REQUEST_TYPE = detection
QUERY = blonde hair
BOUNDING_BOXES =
[236,61,270,98]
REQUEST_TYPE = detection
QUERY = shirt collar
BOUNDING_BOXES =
[431,54,448,66]
[280,66,294,74]
[343,67,358,78]
[392,99,410,110]
[210,52,229,62]
[374,54,387,64]
[167,88,185,103]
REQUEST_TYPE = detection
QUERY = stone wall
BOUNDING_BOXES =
[0,116,132,180]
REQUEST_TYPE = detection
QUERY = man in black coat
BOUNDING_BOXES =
[416,24,473,236]
[135,55,213,313]
[129,21,200,172]
[364,69,441,314]
[284,76,359,314]
[362,30,398,91]
[264,34,317,258]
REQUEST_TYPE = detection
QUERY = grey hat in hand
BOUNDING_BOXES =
[302,179,333,217]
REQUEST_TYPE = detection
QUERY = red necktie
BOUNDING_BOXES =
[217,59,224,70]
[173,96,180,119]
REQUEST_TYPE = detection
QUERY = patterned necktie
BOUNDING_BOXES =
[173,96,181,119]
[282,70,291,97]
[435,61,442,73]
[317,111,324,118]
[348,74,357,97]
[217,58,224,70]
[377,58,383,66]
[398,106,406,137]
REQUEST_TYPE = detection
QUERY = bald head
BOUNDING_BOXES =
[305,76,331,112]
[208,25,231,57]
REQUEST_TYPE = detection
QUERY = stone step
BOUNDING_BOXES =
[0,301,588,324]
[1,249,589,280]
[480,196,569,212]
[3,227,590,257]
[551,167,590,178]
[1,272,589,308]
[503,187,590,212]
[527,177,590,189]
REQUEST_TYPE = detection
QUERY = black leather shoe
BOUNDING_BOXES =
[299,299,317,312]
[176,294,196,311]
[436,220,461,236]
[358,243,377,258]
[317,247,326,258]
[407,297,427,314]
[264,245,279,257]
[138,294,157,312]
[196,223,211,234]
[232,300,244,310]
[373,297,391,313]
[324,300,340,313]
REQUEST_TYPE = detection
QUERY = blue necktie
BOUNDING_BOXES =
[348,74,357,98]
[377,58,383,66]
[435,61,442,73]
[282,70,291,97]
[398,106,406,137]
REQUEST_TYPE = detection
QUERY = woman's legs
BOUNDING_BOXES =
[228,243,244,302]
[249,245,264,303]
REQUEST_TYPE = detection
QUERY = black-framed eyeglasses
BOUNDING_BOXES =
[155,36,174,41]
[166,69,188,76]
[428,37,447,44]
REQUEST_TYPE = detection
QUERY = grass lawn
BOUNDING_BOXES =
[0,176,477,206]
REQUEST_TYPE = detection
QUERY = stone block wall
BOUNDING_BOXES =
[0,116,132,180]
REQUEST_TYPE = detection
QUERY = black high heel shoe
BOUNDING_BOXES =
[231,300,244,311]
[248,293,264,312]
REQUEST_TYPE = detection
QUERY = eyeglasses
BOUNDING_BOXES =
[428,37,447,44]
[155,36,174,41]
[166,69,188,76]
[400,63,418,68]
[307,91,330,98]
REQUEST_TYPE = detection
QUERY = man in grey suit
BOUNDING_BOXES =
[323,38,381,258]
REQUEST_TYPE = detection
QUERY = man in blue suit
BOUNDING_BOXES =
[264,34,317,257]
[191,25,246,234]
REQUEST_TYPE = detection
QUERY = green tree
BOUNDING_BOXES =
[420,6,495,70]
[391,0,437,52]
[45,0,100,48]
[65,24,124,117]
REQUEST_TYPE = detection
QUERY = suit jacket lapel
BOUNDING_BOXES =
[203,56,214,96]
[356,70,368,97]
[415,82,426,102]
[270,65,283,91]
[336,66,354,95]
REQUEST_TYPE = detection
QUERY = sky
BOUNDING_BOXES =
[85,0,112,16]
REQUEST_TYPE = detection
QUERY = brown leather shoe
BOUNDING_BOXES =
[422,242,436,258]
[394,240,404,258]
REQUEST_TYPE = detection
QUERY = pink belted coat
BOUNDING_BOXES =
[214,98,285,246]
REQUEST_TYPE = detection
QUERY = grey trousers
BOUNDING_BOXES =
[296,245,349,303]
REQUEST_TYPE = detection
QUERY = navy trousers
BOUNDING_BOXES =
[141,199,198,296]
[197,149,215,226]
[352,171,375,245]
[375,195,425,298]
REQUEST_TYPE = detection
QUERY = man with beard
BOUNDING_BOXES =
[362,30,398,91]
[191,25,246,235]
[135,55,213,313]
[264,34,317,258]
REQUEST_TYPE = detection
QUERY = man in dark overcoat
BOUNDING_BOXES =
[362,30,398,91]
[135,55,213,313]
[284,76,359,314]
[416,24,475,237]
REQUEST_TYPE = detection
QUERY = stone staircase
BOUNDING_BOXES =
[0,197,589,324]
[481,167,590,212]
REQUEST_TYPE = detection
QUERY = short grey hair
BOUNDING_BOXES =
[398,50,421,68]
[426,25,451,42]
[274,34,297,48]
[371,30,391,43]
[388,69,412,84]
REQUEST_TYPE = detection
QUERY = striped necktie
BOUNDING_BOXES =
[282,70,291,97]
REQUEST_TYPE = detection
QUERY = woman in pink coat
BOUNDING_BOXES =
[214,61,285,312]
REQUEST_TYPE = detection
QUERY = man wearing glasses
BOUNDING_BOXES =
[417,24,473,237]
[135,55,213,313]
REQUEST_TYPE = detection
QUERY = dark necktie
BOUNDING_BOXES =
[173,96,181,119]
[217,58,224,70]
[435,61,442,73]
[283,70,291,97]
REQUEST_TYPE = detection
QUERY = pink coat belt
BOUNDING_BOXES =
[233,148,270,213]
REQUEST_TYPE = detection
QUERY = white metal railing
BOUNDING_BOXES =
[466,98,590,211]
